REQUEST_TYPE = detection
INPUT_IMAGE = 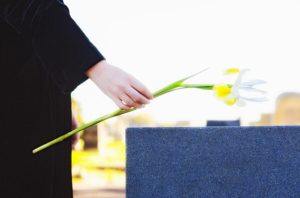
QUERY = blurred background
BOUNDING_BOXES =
[64,0,300,197]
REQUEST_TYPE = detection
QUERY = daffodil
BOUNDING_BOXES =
[33,68,266,153]
[214,69,267,106]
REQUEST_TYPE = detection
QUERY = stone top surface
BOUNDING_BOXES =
[126,126,300,198]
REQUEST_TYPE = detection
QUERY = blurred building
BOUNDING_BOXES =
[273,92,300,125]
[82,125,98,149]
[251,92,300,126]
[250,113,273,126]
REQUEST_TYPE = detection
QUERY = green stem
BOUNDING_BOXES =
[32,70,212,154]
[180,84,214,90]
[32,108,133,154]
[33,82,181,154]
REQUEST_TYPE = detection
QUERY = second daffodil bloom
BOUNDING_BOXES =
[214,68,268,106]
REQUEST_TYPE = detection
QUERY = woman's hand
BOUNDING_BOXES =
[85,60,153,110]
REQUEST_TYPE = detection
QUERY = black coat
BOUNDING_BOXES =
[0,0,104,197]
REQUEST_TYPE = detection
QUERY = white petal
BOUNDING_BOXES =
[239,96,268,102]
[238,86,267,94]
[230,88,240,98]
[233,69,250,87]
[240,80,267,87]
[236,99,247,107]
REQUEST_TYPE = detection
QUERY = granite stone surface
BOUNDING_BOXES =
[126,126,300,198]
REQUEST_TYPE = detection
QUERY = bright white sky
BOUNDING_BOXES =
[66,0,300,125]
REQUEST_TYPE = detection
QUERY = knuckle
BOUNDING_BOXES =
[120,81,129,89]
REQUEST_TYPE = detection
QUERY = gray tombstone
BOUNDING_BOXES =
[126,126,300,198]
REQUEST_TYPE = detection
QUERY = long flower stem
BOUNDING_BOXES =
[33,109,131,154]
[32,70,213,154]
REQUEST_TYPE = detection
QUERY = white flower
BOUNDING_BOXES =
[214,69,268,106]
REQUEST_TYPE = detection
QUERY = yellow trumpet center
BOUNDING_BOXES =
[214,84,232,98]
[225,68,240,74]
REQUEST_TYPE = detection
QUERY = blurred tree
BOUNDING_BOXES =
[126,113,156,126]
[71,98,84,125]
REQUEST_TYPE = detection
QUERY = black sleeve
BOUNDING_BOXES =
[0,0,105,93]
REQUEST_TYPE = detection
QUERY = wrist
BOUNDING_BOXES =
[85,60,108,78]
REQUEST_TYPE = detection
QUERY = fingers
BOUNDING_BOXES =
[113,96,132,110]
[126,87,150,106]
[114,88,150,110]
[130,78,153,100]
[119,94,140,108]
[115,79,153,110]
